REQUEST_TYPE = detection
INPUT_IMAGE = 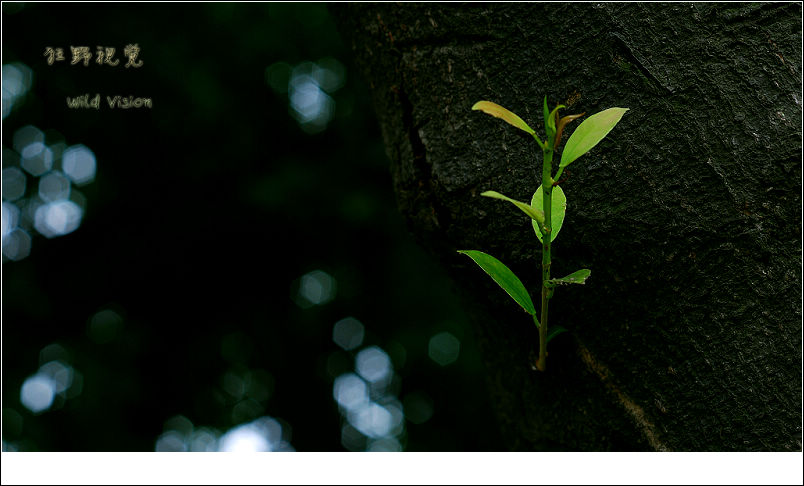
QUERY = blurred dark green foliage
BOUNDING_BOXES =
[1,3,501,451]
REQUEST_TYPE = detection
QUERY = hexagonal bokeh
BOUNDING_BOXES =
[355,346,392,384]
[428,332,461,366]
[295,269,337,308]
[2,167,26,201]
[332,317,365,351]
[38,171,71,202]
[2,227,31,261]
[33,199,83,238]
[61,144,96,185]
[2,62,33,119]
[20,142,54,177]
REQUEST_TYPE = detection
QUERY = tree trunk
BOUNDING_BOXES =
[333,3,802,451]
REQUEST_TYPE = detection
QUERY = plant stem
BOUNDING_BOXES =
[553,166,565,184]
[537,147,554,372]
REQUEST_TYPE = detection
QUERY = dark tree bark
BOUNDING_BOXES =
[333,3,802,451]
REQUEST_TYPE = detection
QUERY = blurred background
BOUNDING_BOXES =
[1,3,502,451]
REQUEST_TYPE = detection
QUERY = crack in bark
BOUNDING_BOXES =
[396,85,454,237]
[610,32,675,95]
[398,88,427,167]
[577,341,671,452]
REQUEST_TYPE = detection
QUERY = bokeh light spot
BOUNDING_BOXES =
[333,372,369,412]
[289,75,334,132]
[34,199,83,238]
[313,57,346,93]
[382,398,405,436]
[218,417,283,452]
[39,360,74,393]
[265,62,291,93]
[20,142,54,177]
[2,167,27,201]
[285,60,344,134]
[21,142,44,159]
[333,342,408,450]
[367,437,402,452]
[61,144,97,185]
[164,415,194,437]
[155,430,187,452]
[268,57,347,133]
[2,201,20,238]
[244,369,274,403]
[295,269,337,308]
[20,374,56,413]
[332,317,365,351]
[348,402,393,439]
[2,63,33,119]
[223,371,246,399]
[355,346,392,385]
[428,331,461,366]
[189,428,219,452]
[13,125,44,154]
[2,228,31,261]
[340,424,365,451]
[64,370,83,399]
[231,398,265,424]
[2,63,32,98]
[39,343,71,365]
[38,171,71,202]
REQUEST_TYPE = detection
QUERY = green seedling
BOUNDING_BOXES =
[459,98,627,371]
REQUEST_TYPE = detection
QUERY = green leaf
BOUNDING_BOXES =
[472,101,536,136]
[560,107,628,168]
[547,105,562,134]
[544,99,556,143]
[549,105,566,125]
[530,185,566,243]
[458,250,536,315]
[481,191,545,226]
[546,269,592,286]
[546,104,565,147]
[546,325,568,344]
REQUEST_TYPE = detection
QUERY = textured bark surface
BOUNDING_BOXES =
[334,3,802,451]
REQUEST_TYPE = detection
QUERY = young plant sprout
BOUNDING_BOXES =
[459,98,627,371]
